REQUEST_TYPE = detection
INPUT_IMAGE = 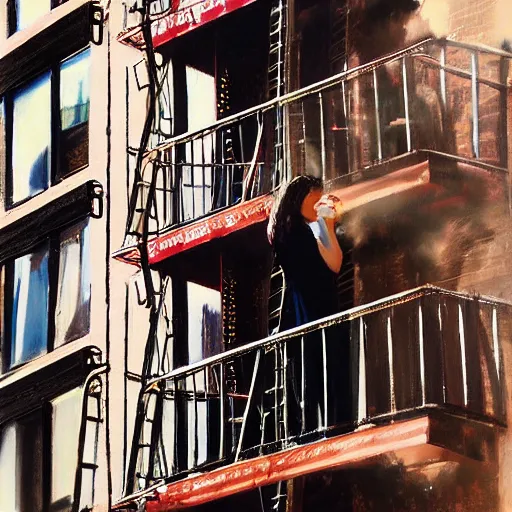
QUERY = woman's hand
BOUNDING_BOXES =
[314,195,342,221]
[314,195,343,274]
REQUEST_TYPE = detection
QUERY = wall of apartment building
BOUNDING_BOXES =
[0,1,126,510]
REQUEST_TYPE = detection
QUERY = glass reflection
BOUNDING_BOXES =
[54,219,91,346]
[12,72,51,204]
[59,49,91,178]
[51,388,82,512]
[187,282,222,364]
[10,243,49,368]
[15,0,51,32]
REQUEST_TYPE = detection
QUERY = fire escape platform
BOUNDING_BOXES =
[113,150,505,267]
[114,411,500,511]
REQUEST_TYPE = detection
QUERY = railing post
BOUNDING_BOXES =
[357,317,367,424]
[471,51,480,158]
[402,57,412,152]
[372,68,383,160]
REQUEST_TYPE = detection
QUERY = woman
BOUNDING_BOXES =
[269,175,342,329]
[268,175,348,436]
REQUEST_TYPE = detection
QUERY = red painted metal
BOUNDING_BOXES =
[142,417,430,511]
[118,0,257,48]
[147,195,274,264]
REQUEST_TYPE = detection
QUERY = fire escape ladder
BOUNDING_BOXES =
[72,365,108,512]
[267,0,287,188]
[329,0,348,74]
[266,0,289,508]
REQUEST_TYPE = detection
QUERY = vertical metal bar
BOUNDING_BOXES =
[238,122,245,164]
[190,141,196,218]
[492,307,501,382]
[192,373,199,468]
[211,132,215,208]
[273,346,279,441]
[458,304,468,407]
[387,315,396,413]
[402,58,412,152]
[418,303,426,406]
[282,341,288,442]
[440,43,447,108]
[471,51,480,158]
[219,362,225,459]
[300,335,305,433]
[373,68,383,160]
[172,378,179,473]
[357,318,367,423]
[201,135,206,214]
[235,349,261,462]
[321,328,328,429]
[318,92,327,181]
[438,302,446,403]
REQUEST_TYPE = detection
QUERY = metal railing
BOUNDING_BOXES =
[124,39,511,242]
[125,285,509,493]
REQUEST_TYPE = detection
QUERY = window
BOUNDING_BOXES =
[6,48,91,206]
[9,0,70,35]
[59,50,91,180]
[51,388,82,511]
[3,218,90,372]
[11,72,51,204]
[0,410,43,512]
[0,389,82,512]
[187,282,222,364]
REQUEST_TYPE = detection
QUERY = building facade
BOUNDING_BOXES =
[1,0,512,511]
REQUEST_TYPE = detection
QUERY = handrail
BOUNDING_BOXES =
[147,37,512,157]
[143,285,512,390]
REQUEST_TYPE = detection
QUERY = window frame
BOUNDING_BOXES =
[1,218,91,374]
[4,45,91,209]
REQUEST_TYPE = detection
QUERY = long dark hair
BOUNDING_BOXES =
[268,175,323,247]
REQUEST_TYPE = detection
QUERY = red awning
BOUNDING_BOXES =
[118,0,258,48]
[147,194,274,264]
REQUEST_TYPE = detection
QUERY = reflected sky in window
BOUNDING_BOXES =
[10,243,49,368]
[12,72,51,204]
[54,219,91,346]
[15,0,51,32]
[60,49,91,131]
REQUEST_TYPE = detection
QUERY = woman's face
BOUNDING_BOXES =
[300,188,323,222]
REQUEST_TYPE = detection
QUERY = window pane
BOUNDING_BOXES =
[0,413,43,512]
[0,423,17,512]
[10,243,49,368]
[18,412,43,512]
[52,388,82,512]
[12,72,51,204]
[15,0,51,32]
[187,282,222,364]
[54,219,91,347]
[59,49,91,178]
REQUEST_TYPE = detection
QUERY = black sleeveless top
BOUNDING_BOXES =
[275,220,340,331]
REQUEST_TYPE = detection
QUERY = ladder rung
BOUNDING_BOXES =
[86,416,102,423]
[80,462,99,470]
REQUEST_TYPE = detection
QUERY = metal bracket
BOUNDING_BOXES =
[91,3,104,46]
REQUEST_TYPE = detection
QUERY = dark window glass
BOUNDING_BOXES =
[11,72,51,204]
[10,242,50,368]
[58,49,91,179]
[54,218,90,346]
